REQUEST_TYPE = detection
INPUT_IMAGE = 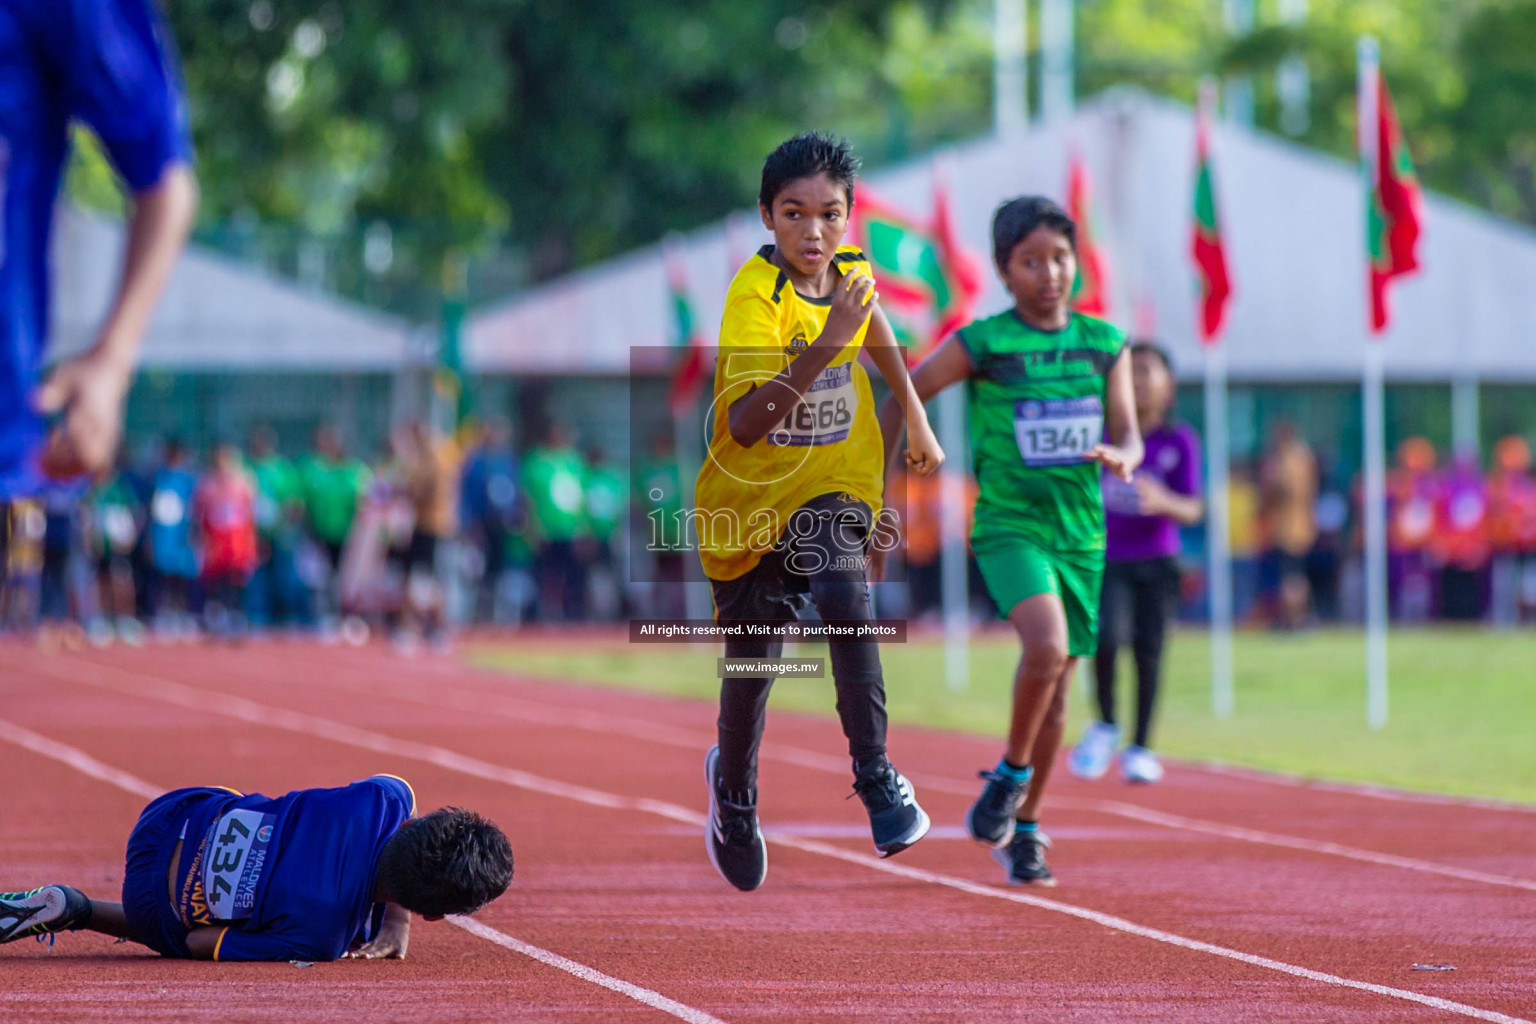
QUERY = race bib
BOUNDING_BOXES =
[1015,396,1103,467]
[769,364,857,447]
[152,490,186,527]
[202,809,276,921]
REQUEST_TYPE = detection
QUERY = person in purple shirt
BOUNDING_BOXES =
[0,0,198,498]
[1070,342,1204,784]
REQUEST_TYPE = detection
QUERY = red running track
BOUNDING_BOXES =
[1,639,1534,1023]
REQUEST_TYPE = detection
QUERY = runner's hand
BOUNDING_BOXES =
[346,928,409,960]
[1133,474,1175,516]
[1086,443,1135,482]
[905,421,945,477]
[823,271,876,347]
[867,546,888,583]
[34,348,133,479]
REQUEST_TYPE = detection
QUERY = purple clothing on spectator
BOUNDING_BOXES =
[1104,422,1201,563]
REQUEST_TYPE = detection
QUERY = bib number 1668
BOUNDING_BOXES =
[779,396,852,434]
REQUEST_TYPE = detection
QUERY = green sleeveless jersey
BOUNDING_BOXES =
[957,310,1126,553]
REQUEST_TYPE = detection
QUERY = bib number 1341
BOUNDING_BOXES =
[1014,396,1103,467]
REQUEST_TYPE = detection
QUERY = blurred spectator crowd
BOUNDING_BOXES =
[4,415,1534,648]
[1222,427,1536,629]
[0,415,638,649]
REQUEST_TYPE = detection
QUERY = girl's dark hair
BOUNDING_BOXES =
[1131,340,1173,374]
[992,196,1077,269]
[376,807,514,918]
[759,132,861,210]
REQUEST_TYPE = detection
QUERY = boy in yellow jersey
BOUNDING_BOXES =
[696,133,943,891]
[877,197,1142,886]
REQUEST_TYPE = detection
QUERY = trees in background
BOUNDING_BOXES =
[67,0,1536,308]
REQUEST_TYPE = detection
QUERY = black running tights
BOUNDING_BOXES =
[1093,557,1181,749]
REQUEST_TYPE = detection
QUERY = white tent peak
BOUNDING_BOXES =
[51,204,418,372]
[468,89,1536,381]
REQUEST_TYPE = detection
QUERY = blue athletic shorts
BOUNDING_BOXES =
[121,787,233,959]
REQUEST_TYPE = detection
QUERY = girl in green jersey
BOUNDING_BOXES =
[876,197,1142,885]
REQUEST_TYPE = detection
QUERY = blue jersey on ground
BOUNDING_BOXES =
[0,0,191,498]
[170,776,416,962]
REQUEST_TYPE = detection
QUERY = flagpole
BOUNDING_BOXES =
[993,0,1028,138]
[1358,36,1389,730]
[937,385,970,692]
[1197,80,1235,719]
[1040,0,1074,122]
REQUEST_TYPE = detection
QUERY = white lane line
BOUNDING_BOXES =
[1174,758,1536,814]
[0,717,162,800]
[1053,799,1536,894]
[36,657,1533,1024]
[770,835,1534,1024]
[0,701,730,1024]
[250,661,1536,894]
[450,646,1536,815]
[448,916,728,1024]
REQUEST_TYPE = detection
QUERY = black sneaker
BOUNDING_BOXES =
[992,828,1056,887]
[0,886,91,944]
[703,746,767,891]
[965,766,1033,848]
[852,758,931,858]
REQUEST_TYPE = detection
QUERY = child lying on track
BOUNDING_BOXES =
[0,776,512,961]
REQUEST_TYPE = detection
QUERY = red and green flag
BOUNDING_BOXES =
[1366,69,1423,334]
[1191,111,1232,344]
[850,181,981,364]
[665,258,709,415]
[1067,154,1110,317]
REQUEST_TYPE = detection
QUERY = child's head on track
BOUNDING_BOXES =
[758,132,861,282]
[991,196,1078,324]
[376,807,514,919]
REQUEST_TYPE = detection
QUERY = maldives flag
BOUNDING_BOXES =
[665,262,709,415]
[851,182,981,363]
[1067,154,1110,317]
[1191,112,1232,343]
[1367,70,1423,333]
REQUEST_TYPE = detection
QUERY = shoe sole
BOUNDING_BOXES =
[0,887,68,943]
[703,747,766,892]
[966,805,1015,850]
[989,848,1058,887]
[1068,755,1112,781]
[875,804,931,859]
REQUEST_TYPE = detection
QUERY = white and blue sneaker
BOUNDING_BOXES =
[1119,745,1164,784]
[1068,722,1121,780]
[704,746,768,891]
[852,758,930,858]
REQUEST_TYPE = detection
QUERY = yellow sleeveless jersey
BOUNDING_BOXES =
[694,244,885,581]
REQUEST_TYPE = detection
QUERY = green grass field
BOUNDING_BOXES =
[470,628,1536,804]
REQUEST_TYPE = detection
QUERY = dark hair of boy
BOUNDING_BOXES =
[759,132,861,211]
[1130,340,1174,374]
[375,807,514,918]
[991,196,1077,270]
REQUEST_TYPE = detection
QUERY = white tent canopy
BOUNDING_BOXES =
[51,206,418,372]
[467,90,1536,382]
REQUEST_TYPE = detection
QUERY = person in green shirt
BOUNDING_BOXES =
[521,421,588,621]
[876,197,1142,887]
[579,444,627,620]
[89,459,145,641]
[299,425,372,622]
[248,425,308,628]
[637,431,687,618]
